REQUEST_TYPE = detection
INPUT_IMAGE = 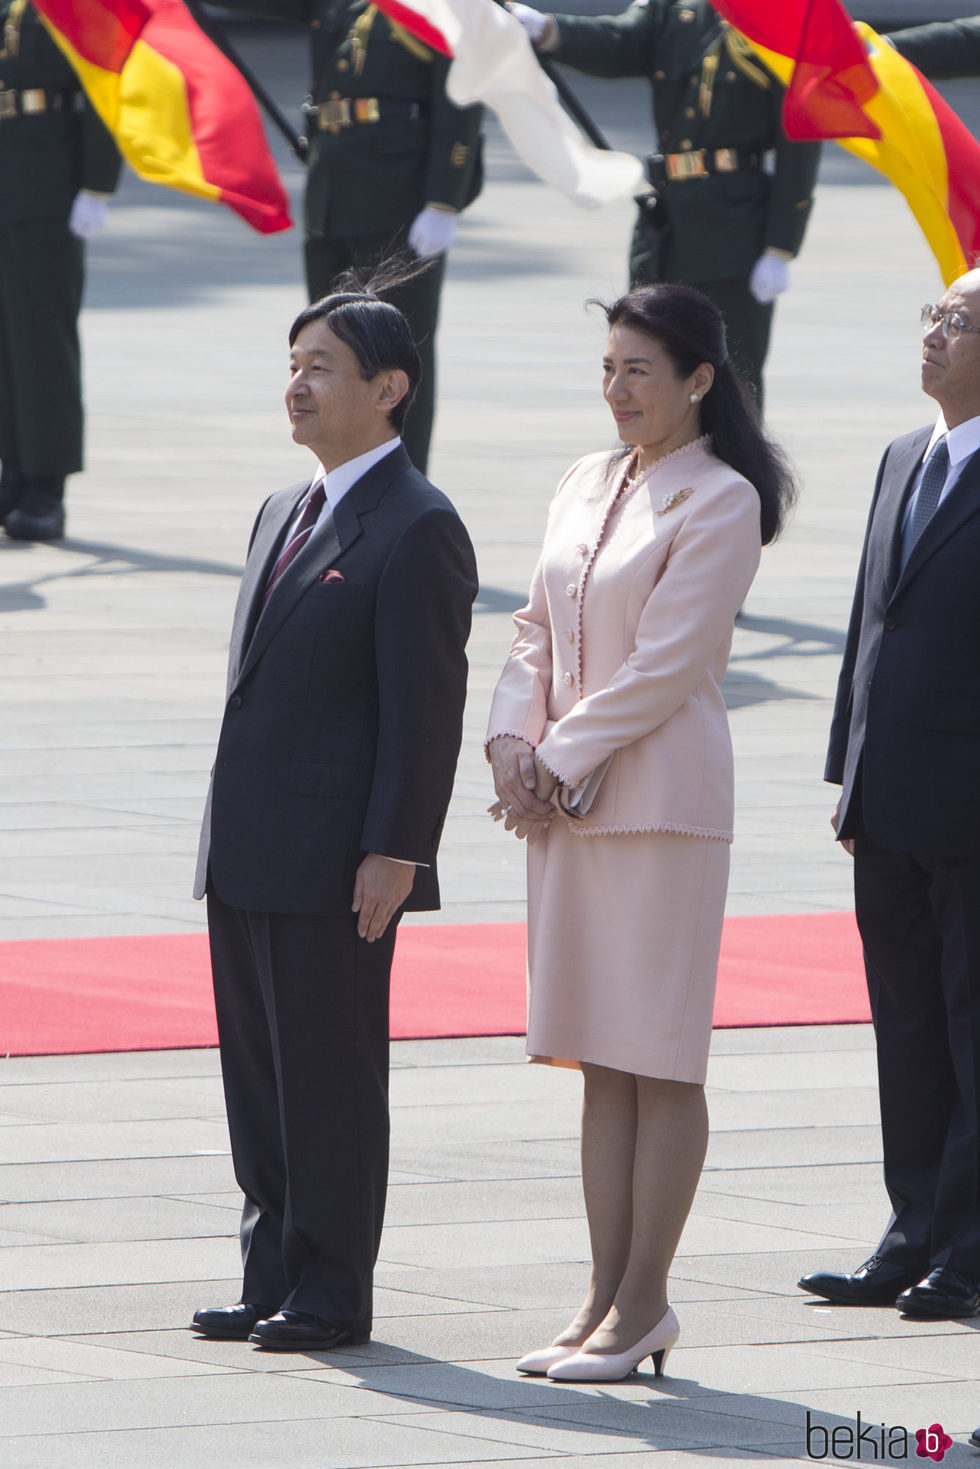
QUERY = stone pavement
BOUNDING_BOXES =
[1,27,979,1467]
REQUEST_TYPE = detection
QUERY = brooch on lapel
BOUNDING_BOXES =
[656,488,693,516]
[318,569,346,583]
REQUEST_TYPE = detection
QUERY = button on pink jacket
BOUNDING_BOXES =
[486,443,762,840]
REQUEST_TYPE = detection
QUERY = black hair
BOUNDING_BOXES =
[288,260,424,434]
[594,283,797,544]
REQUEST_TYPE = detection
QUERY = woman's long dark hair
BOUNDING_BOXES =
[594,283,797,544]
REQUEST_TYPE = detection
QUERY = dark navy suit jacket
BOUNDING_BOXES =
[827,427,980,859]
[195,444,478,914]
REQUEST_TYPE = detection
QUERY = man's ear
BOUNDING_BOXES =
[376,368,410,413]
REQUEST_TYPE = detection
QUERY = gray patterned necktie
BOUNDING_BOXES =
[901,436,949,570]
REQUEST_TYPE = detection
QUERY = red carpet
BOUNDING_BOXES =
[0,913,869,1058]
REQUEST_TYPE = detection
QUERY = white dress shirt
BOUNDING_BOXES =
[285,437,401,538]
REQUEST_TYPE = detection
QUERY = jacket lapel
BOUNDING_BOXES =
[875,429,930,600]
[226,480,309,691]
[231,444,410,689]
[895,443,980,594]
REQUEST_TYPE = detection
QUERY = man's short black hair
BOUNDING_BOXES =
[289,291,422,434]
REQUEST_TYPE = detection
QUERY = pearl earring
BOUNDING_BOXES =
[690,393,700,403]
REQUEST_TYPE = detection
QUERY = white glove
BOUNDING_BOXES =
[68,191,109,240]
[507,2,551,44]
[408,206,458,259]
[749,251,790,305]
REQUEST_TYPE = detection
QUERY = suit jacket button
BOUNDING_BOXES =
[563,671,574,686]
[230,694,243,709]
[566,584,576,597]
[884,618,896,630]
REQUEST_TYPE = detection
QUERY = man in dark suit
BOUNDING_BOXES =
[190,285,478,1351]
[800,268,980,1320]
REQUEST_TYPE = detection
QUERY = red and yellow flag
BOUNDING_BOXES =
[33,0,292,234]
[712,0,980,285]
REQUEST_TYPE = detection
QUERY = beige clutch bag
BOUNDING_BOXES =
[555,755,612,820]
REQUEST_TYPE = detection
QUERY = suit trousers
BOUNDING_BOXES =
[854,823,980,1278]
[0,215,84,478]
[304,230,445,474]
[206,891,398,1331]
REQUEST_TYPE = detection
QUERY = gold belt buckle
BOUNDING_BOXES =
[713,147,738,174]
[353,97,380,123]
[666,150,709,181]
[317,96,351,133]
[0,90,17,121]
[20,88,46,115]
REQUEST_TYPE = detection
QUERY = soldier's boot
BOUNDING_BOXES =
[0,461,25,524]
[4,475,66,542]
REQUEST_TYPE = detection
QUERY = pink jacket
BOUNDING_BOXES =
[486,440,762,840]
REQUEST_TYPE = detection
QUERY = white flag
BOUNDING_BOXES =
[377,0,644,207]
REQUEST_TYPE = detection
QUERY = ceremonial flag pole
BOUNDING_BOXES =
[184,0,309,164]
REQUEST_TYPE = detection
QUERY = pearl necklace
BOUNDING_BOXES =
[617,434,711,504]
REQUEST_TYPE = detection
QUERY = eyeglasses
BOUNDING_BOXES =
[921,303,980,341]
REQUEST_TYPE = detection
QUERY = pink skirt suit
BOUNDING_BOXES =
[486,439,762,1084]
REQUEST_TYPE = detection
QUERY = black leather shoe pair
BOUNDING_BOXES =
[248,1309,371,1352]
[798,1256,924,1306]
[191,1302,277,1340]
[897,1268,980,1318]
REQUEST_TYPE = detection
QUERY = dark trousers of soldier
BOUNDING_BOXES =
[305,231,445,473]
[630,218,773,412]
[0,216,84,488]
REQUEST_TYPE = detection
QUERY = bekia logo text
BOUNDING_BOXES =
[806,1412,953,1461]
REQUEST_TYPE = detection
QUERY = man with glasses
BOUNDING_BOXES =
[798,268,980,1320]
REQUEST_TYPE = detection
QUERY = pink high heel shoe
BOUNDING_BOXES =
[546,1306,680,1382]
[515,1344,579,1375]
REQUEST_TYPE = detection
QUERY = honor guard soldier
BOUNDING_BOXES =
[512,0,820,408]
[885,16,980,78]
[0,0,120,541]
[217,0,484,472]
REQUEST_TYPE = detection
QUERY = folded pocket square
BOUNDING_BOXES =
[318,569,346,583]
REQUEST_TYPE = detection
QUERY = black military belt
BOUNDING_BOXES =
[309,96,427,133]
[0,88,75,122]
[652,148,762,183]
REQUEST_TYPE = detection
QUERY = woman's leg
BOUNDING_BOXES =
[584,1074,708,1351]
[552,1062,637,1346]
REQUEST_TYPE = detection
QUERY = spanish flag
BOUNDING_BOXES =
[33,0,292,234]
[712,0,980,286]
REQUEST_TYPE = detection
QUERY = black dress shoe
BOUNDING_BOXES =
[4,504,65,542]
[897,1267,980,1318]
[969,1425,980,1448]
[249,1310,370,1352]
[798,1256,924,1305]
[190,1302,276,1339]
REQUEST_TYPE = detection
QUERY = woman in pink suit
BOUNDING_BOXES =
[486,283,795,1382]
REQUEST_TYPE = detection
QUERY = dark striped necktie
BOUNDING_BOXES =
[261,483,327,609]
[901,436,949,570]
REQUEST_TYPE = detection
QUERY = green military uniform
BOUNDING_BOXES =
[218,0,483,471]
[0,0,120,536]
[886,17,980,79]
[549,0,820,405]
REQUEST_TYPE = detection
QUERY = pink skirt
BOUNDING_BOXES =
[525,821,730,1084]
